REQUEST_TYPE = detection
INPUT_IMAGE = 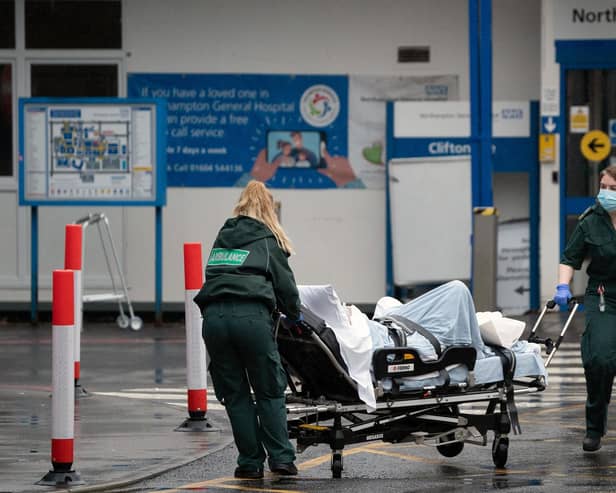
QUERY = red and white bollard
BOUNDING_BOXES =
[176,242,213,431]
[37,270,84,486]
[64,224,87,397]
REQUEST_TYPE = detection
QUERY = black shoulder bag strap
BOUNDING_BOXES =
[382,314,442,359]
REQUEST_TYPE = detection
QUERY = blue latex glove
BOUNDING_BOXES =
[295,312,304,324]
[554,283,571,306]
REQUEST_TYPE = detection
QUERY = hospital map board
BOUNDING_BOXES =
[19,98,166,206]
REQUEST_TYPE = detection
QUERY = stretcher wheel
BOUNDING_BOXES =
[331,452,343,478]
[492,436,509,468]
[437,440,464,457]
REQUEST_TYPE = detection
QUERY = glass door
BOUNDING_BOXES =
[565,69,616,198]
[564,69,616,240]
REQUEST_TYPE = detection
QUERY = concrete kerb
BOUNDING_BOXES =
[61,433,234,493]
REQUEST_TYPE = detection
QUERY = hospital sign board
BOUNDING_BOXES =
[553,0,616,40]
[19,98,167,206]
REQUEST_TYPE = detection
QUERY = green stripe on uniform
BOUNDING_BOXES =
[207,248,250,266]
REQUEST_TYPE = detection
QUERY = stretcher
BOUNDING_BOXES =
[277,298,576,478]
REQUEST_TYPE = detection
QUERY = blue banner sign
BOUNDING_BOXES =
[390,137,535,173]
[128,74,349,188]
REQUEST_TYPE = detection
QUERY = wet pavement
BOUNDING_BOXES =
[0,321,232,493]
[2,307,616,492]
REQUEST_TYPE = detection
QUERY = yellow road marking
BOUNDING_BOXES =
[575,464,616,471]
[298,445,372,470]
[162,476,306,493]
[360,446,445,464]
[350,443,538,475]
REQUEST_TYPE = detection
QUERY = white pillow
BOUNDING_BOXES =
[373,296,403,319]
[298,285,350,329]
[476,311,525,349]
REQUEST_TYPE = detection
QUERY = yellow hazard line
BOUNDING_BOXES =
[162,476,306,493]
[358,446,445,464]
[298,445,368,470]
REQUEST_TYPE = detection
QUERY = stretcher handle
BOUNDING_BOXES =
[528,298,578,364]
[544,298,579,368]
[527,300,556,340]
[527,299,556,355]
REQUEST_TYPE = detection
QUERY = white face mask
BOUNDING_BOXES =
[598,189,616,212]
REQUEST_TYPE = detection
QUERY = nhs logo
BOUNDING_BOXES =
[493,102,530,137]
[425,85,448,97]
[501,108,524,119]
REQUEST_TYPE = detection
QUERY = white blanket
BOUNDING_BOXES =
[299,285,377,411]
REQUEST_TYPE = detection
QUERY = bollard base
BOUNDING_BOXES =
[37,469,85,486]
[75,384,90,399]
[175,416,218,432]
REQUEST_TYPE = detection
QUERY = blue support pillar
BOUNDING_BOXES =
[469,0,493,208]
[529,102,540,310]
[479,0,493,206]
[469,0,481,208]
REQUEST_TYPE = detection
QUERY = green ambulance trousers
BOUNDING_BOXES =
[582,289,616,439]
[202,300,295,469]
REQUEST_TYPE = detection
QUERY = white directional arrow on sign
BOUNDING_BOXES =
[544,116,556,133]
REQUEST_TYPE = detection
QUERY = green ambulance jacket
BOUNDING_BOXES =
[561,203,616,290]
[193,215,301,319]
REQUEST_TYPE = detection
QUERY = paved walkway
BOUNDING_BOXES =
[0,322,232,492]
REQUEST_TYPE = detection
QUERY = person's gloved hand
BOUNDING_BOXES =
[553,283,572,306]
[295,312,304,324]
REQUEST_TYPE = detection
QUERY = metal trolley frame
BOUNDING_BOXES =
[76,212,143,331]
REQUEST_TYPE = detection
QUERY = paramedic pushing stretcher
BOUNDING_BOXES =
[555,164,616,453]
[194,180,300,479]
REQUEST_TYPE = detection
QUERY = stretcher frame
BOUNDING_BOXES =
[278,300,571,478]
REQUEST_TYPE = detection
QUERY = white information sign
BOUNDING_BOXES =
[497,220,530,316]
[394,101,530,138]
[541,87,560,117]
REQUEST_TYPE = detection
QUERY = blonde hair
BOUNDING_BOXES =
[233,180,295,254]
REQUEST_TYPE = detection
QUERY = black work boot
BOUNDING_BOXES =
[234,466,264,479]
[269,462,298,475]
[582,435,602,452]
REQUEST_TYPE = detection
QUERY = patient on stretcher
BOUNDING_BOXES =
[297,281,546,410]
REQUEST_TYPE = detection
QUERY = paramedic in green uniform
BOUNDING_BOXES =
[555,164,616,452]
[194,180,301,478]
